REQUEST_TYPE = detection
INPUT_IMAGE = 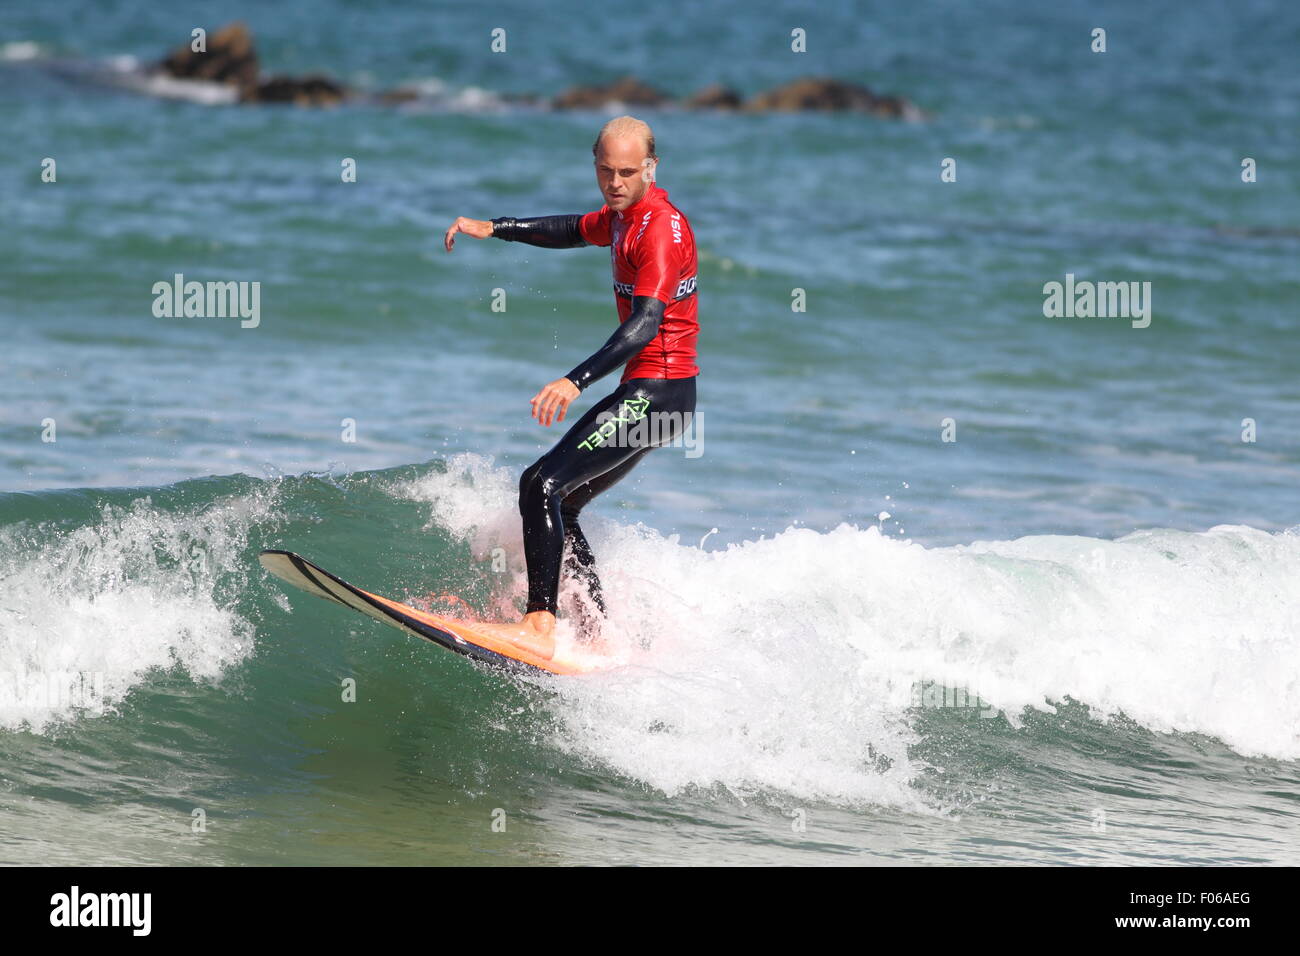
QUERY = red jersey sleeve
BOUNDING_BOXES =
[631,209,685,303]
[578,207,613,247]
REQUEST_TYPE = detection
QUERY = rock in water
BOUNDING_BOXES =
[552,75,671,109]
[742,76,921,119]
[684,84,743,109]
[158,21,259,90]
[247,74,348,107]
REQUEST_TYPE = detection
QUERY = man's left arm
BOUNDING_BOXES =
[563,295,666,392]
[531,209,681,425]
[530,295,665,426]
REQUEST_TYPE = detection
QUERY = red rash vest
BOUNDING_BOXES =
[578,183,699,381]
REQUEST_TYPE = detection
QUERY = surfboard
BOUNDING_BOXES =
[258,549,610,676]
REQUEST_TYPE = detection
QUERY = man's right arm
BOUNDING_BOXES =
[490,214,587,249]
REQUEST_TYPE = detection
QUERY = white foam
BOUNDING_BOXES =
[1,41,44,62]
[0,491,270,732]
[95,57,240,105]
[392,455,1300,804]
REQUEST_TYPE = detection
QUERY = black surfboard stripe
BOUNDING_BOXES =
[259,549,546,676]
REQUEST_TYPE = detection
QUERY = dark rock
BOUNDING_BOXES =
[158,21,259,89]
[157,21,350,107]
[552,75,671,109]
[244,74,348,106]
[743,76,915,115]
[683,83,743,109]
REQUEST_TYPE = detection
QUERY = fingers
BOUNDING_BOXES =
[530,381,577,427]
[534,388,565,426]
[531,388,550,426]
[548,394,569,427]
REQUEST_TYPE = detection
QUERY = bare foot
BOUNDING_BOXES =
[467,611,556,660]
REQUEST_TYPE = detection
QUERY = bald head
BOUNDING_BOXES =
[591,115,656,160]
[591,115,659,213]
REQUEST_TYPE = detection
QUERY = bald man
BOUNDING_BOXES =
[443,116,699,659]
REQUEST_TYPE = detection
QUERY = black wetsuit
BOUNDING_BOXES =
[492,194,698,630]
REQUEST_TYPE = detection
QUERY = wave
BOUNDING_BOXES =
[395,454,1300,803]
[2,457,1296,808]
[0,478,280,732]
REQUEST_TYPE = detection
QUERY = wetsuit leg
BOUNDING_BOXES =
[558,446,653,617]
[518,376,696,617]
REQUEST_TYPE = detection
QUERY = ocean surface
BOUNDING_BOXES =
[1,0,1298,865]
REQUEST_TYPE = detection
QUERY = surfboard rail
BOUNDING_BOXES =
[258,549,599,676]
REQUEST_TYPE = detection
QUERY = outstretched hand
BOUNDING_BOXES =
[444,217,494,252]
[531,378,580,427]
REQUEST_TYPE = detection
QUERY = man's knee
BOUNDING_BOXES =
[520,458,568,511]
[519,459,545,509]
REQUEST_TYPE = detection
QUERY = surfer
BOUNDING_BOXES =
[442,116,699,659]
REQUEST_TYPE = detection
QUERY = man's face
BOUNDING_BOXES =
[594,136,657,212]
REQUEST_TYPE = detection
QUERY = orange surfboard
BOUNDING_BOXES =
[258,549,611,676]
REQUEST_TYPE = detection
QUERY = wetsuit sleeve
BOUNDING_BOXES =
[490,214,587,248]
[578,207,613,247]
[564,295,665,392]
